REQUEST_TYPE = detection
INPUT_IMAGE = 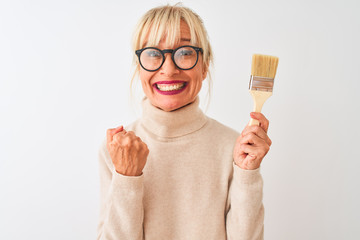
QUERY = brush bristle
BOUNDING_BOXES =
[251,54,279,79]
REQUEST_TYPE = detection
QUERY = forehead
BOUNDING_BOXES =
[143,20,193,48]
[178,21,191,38]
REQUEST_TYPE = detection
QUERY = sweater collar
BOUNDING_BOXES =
[140,97,207,138]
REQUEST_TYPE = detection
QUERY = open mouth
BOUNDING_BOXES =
[153,81,188,95]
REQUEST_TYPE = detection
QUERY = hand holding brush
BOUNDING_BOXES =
[233,54,279,170]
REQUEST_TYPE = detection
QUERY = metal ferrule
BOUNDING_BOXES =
[249,75,274,92]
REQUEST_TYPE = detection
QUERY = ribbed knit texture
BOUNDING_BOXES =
[97,97,264,240]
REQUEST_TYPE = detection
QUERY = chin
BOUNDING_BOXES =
[155,99,188,112]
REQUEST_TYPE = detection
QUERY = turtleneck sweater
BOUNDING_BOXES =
[97,97,264,240]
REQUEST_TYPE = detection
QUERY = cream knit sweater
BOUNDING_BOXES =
[97,97,264,240]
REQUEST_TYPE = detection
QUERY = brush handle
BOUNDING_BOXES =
[249,90,273,126]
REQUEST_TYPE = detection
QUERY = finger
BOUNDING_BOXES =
[238,132,266,146]
[126,131,135,137]
[106,126,123,143]
[241,125,272,146]
[238,134,271,155]
[237,144,258,160]
[238,143,268,161]
[250,112,269,133]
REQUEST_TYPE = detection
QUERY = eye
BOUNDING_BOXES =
[178,49,193,56]
[145,50,162,58]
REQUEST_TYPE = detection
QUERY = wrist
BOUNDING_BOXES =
[115,168,143,177]
[234,161,260,170]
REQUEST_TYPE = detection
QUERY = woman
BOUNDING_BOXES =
[97,4,272,240]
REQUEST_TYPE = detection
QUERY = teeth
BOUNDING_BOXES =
[156,83,185,91]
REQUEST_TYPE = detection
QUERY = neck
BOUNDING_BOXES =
[140,97,208,138]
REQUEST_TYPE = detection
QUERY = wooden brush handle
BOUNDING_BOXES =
[249,90,273,126]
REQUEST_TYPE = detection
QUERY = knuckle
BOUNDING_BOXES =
[127,131,135,136]
[261,147,269,155]
[245,132,255,140]
[121,137,131,147]
[113,134,122,142]
[258,150,265,157]
[239,144,246,151]
[144,147,150,155]
[141,142,149,152]
[265,145,270,153]
[107,142,115,151]
[249,132,256,137]
[133,141,140,149]
[249,126,259,134]
[254,126,261,132]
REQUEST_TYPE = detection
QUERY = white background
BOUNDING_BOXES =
[1,0,359,239]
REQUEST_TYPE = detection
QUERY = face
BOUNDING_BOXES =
[139,21,207,112]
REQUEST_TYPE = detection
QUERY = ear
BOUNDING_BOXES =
[202,65,208,81]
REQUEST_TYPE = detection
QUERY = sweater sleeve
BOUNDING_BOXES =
[97,139,144,240]
[226,162,264,240]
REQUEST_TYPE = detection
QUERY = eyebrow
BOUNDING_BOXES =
[143,38,191,47]
[180,38,191,42]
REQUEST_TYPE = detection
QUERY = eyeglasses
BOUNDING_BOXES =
[135,45,203,72]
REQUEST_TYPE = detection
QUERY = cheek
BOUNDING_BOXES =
[187,71,204,95]
[139,70,153,87]
[194,69,205,86]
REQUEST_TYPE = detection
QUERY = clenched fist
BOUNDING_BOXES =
[106,126,149,176]
[233,112,272,170]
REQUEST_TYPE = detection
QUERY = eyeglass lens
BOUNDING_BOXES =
[140,46,198,71]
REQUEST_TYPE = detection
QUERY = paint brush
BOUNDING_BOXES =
[249,54,279,126]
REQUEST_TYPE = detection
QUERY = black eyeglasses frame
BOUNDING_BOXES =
[135,45,203,72]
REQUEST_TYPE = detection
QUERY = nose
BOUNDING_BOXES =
[159,53,180,76]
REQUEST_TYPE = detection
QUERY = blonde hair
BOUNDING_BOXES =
[130,3,214,108]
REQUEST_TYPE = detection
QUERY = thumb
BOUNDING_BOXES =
[106,125,123,143]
